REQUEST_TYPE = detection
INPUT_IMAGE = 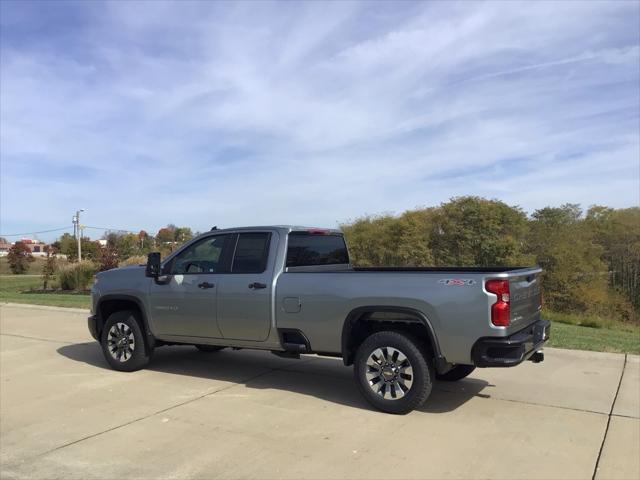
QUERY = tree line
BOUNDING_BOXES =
[340,197,639,323]
[5,224,197,283]
[52,224,197,263]
[5,197,638,324]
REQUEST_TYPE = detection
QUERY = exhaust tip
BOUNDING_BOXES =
[529,351,544,363]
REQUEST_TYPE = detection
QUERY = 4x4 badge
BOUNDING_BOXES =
[438,279,476,286]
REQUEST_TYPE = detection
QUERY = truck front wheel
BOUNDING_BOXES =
[354,331,434,414]
[100,310,151,372]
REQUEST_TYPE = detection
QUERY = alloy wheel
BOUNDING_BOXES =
[365,346,414,400]
[107,322,135,362]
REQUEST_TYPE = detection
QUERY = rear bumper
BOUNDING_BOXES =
[88,315,99,341]
[472,319,550,367]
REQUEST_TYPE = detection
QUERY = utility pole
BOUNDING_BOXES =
[73,209,84,261]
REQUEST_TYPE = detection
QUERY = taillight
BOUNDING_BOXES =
[486,279,510,327]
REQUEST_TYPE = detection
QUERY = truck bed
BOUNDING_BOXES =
[356,266,530,272]
[287,265,532,273]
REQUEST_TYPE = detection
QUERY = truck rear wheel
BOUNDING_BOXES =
[436,364,476,381]
[100,310,151,372]
[354,331,433,414]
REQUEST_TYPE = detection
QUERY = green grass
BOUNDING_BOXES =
[543,310,622,329]
[0,256,74,275]
[543,309,640,354]
[0,256,45,275]
[548,321,640,355]
[0,275,90,309]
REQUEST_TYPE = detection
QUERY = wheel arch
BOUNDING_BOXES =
[341,306,443,368]
[96,294,155,355]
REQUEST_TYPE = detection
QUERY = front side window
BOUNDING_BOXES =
[232,233,271,274]
[170,235,233,274]
[286,233,349,267]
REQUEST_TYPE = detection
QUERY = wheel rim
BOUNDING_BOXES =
[365,347,413,400]
[107,322,135,362]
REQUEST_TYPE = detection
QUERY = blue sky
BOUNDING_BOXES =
[1,0,639,242]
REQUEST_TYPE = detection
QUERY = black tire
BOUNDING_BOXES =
[195,345,225,353]
[354,331,434,414]
[436,364,476,382]
[100,310,152,372]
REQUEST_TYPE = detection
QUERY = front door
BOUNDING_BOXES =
[148,234,235,338]
[217,232,274,341]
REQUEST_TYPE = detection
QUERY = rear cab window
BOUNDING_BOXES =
[232,232,271,273]
[286,231,349,268]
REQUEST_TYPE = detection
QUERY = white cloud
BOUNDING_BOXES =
[1,0,638,240]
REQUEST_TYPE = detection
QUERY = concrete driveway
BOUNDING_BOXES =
[1,303,638,480]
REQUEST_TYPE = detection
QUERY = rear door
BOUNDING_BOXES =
[216,232,274,341]
[509,269,543,328]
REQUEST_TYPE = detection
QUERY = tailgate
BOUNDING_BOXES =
[509,269,542,328]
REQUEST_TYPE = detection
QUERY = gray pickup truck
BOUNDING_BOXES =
[89,225,549,413]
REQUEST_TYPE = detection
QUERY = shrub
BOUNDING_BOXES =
[58,261,98,291]
[98,247,119,271]
[7,241,35,274]
[41,246,57,290]
[120,255,147,266]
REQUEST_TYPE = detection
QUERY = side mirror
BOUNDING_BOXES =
[145,252,161,278]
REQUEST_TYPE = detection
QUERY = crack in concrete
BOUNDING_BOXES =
[592,353,627,480]
[24,357,315,461]
[2,327,633,475]
[472,394,611,417]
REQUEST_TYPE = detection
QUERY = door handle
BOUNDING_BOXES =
[198,282,215,289]
[248,282,267,289]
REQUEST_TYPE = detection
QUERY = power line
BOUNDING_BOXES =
[0,226,73,237]
[84,226,141,234]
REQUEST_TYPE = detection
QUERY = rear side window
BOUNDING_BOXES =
[232,233,271,273]
[286,233,349,267]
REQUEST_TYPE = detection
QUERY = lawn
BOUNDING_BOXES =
[0,275,90,309]
[548,321,639,355]
[0,257,47,275]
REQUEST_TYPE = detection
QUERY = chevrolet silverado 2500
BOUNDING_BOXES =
[89,226,549,414]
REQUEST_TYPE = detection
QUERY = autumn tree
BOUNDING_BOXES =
[526,205,609,313]
[173,227,193,243]
[54,233,76,259]
[115,233,139,258]
[428,197,532,267]
[7,241,35,274]
[342,210,434,266]
[156,227,175,244]
[138,230,153,252]
[53,233,100,261]
[98,246,119,271]
[585,206,640,316]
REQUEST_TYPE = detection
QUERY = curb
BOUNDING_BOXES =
[0,303,89,314]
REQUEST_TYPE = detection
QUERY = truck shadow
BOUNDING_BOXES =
[57,342,493,414]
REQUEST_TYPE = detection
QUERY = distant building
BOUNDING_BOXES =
[0,239,51,257]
